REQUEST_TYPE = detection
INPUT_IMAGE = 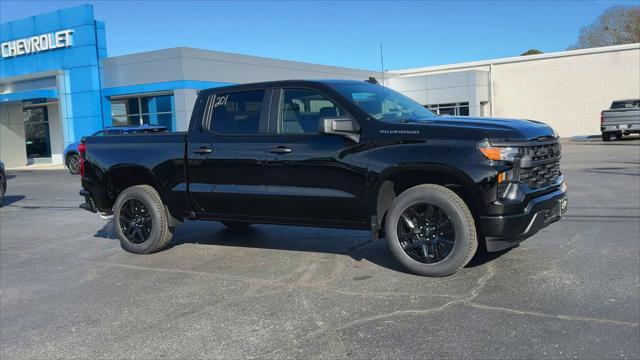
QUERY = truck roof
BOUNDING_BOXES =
[199,79,375,94]
[612,99,640,102]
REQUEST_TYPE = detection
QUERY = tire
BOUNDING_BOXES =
[615,131,624,140]
[385,184,477,277]
[602,132,611,141]
[221,221,252,229]
[113,185,173,254]
[66,154,80,174]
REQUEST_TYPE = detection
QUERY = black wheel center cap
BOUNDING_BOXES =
[397,203,455,264]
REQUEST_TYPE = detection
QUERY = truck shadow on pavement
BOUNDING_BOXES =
[0,195,25,207]
[94,220,510,274]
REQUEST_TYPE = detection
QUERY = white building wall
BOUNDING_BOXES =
[387,70,489,116]
[391,44,640,137]
[491,47,640,136]
[0,102,27,168]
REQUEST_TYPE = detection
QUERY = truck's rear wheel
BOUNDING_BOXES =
[114,185,173,254]
[385,184,477,277]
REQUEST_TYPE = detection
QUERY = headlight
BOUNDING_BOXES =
[478,139,521,162]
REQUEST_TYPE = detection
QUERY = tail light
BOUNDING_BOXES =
[78,142,86,177]
[600,111,604,124]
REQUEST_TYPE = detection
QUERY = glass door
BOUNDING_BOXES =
[23,106,51,159]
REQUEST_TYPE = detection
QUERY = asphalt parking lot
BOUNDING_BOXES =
[1,138,639,359]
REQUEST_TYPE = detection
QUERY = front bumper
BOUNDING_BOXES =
[479,186,568,252]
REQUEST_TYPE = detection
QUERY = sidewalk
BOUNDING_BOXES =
[7,163,66,171]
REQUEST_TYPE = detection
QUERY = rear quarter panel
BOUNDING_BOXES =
[82,133,189,219]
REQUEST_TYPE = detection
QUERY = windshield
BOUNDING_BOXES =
[331,83,436,122]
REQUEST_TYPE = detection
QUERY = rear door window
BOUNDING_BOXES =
[204,90,266,134]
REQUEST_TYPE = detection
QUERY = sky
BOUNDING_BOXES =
[1,0,637,71]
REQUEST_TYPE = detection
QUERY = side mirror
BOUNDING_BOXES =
[319,117,360,142]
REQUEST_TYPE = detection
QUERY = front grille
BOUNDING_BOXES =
[519,161,561,189]
[526,142,562,162]
[516,140,562,189]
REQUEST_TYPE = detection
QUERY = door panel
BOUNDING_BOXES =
[187,89,270,218]
[188,137,268,217]
[264,134,368,226]
[263,88,369,227]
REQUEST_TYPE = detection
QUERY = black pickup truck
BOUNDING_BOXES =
[79,80,567,276]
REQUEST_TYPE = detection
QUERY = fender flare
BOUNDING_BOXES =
[370,163,483,228]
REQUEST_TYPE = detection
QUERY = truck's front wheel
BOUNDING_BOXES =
[385,184,477,277]
[113,185,173,254]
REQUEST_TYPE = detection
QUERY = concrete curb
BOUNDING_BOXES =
[7,164,66,171]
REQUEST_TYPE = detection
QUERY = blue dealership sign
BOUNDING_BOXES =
[0,4,107,146]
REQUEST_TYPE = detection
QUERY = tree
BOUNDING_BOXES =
[520,49,543,56]
[569,5,640,50]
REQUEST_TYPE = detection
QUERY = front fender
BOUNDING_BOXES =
[371,162,487,216]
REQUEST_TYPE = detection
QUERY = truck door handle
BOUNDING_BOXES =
[193,146,213,154]
[269,146,292,154]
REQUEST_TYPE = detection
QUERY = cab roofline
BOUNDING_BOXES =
[198,79,379,94]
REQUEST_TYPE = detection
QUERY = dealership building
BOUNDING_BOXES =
[1,4,639,168]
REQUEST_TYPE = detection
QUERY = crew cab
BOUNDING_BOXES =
[601,99,640,141]
[79,80,568,276]
[64,125,167,174]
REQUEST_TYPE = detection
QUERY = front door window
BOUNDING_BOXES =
[277,88,343,134]
[23,106,51,158]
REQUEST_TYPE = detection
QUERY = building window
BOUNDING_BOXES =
[111,93,174,129]
[23,106,51,158]
[426,102,469,116]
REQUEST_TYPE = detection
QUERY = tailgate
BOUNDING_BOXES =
[602,109,640,126]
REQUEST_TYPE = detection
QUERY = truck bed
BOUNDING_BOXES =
[81,132,189,219]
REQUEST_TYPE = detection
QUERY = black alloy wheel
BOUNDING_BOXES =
[397,203,456,264]
[385,184,477,277]
[118,199,153,244]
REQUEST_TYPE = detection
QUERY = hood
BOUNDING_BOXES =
[405,116,557,142]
